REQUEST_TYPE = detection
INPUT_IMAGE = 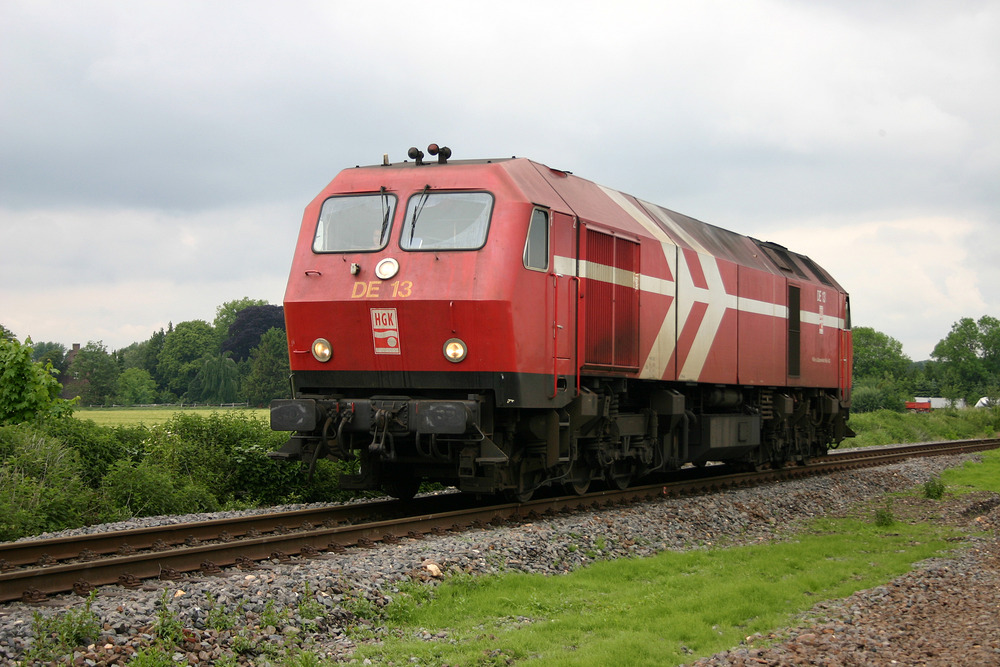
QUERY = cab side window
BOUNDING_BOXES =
[523,208,549,271]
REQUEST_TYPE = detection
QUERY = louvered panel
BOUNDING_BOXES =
[585,229,615,365]
[614,237,640,368]
[584,229,640,370]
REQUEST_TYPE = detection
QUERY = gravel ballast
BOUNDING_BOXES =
[1,453,996,665]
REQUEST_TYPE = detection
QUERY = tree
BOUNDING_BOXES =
[243,327,290,407]
[930,316,1000,398]
[190,353,240,404]
[157,320,216,397]
[852,326,912,381]
[0,337,75,425]
[213,297,268,348]
[977,315,1000,379]
[222,304,285,361]
[115,341,145,370]
[65,341,120,406]
[116,367,158,405]
[143,328,168,388]
[31,342,67,375]
[0,324,16,342]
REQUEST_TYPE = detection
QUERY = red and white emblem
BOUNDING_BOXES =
[371,308,401,355]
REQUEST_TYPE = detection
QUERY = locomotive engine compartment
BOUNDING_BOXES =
[269,145,853,501]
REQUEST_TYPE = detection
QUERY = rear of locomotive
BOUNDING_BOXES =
[269,155,552,498]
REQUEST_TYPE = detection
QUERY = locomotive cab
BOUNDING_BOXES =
[269,152,577,498]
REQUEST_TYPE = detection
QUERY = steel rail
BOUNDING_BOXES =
[2,438,997,604]
[0,493,480,570]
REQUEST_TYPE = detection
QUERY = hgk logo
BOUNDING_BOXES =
[371,308,400,355]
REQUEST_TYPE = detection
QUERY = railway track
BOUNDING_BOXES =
[2,438,996,604]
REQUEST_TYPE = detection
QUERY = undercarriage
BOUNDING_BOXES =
[269,378,853,501]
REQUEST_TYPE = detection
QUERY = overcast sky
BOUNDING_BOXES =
[2,0,998,361]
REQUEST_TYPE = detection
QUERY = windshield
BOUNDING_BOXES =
[313,193,396,253]
[401,192,493,250]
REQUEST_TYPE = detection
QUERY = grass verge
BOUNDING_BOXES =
[353,449,1000,666]
[847,406,1000,448]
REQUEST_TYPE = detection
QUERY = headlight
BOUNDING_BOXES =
[311,338,332,362]
[443,338,467,363]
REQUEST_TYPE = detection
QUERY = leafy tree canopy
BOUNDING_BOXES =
[243,327,291,407]
[157,320,216,396]
[0,337,76,424]
[65,341,120,406]
[143,328,168,386]
[223,304,285,361]
[931,315,1000,390]
[114,341,146,371]
[190,353,240,404]
[32,341,67,374]
[852,326,912,381]
[116,367,158,406]
[214,297,268,347]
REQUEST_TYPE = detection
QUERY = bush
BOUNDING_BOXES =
[851,380,905,413]
[228,439,307,505]
[0,425,104,540]
[144,411,286,503]
[111,410,354,507]
[873,501,895,527]
[110,422,155,460]
[923,476,946,500]
[99,459,219,517]
[33,416,136,488]
[1,410,366,537]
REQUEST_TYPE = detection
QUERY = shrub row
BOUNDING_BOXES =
[0,412,358,541]
[5,407,999,542]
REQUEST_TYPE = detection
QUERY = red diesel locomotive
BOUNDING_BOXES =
[270,146,853,500]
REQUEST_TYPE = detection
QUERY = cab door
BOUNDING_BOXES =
[524,207,577,397]
[550,210,579,381]
[840,294,853,402]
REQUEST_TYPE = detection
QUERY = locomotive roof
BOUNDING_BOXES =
[347,155,843,292]
[353,153,514,165]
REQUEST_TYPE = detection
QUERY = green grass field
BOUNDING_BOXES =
[75,406,269,426]
[352,448,999,667]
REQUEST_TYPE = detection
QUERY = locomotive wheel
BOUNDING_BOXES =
[505,454,537,503]
[564,462,594,496]
[606,460,634,491]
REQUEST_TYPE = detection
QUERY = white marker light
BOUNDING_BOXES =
[375,257,399,280]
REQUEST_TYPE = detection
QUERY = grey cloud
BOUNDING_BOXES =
[2,0,999,355]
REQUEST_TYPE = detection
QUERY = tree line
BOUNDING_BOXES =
[852,315,1000,412]
[5,308,998,417]
[1,297,289,409]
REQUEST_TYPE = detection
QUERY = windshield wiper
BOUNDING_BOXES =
[378,186,390,244]
[409,185,430,246]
